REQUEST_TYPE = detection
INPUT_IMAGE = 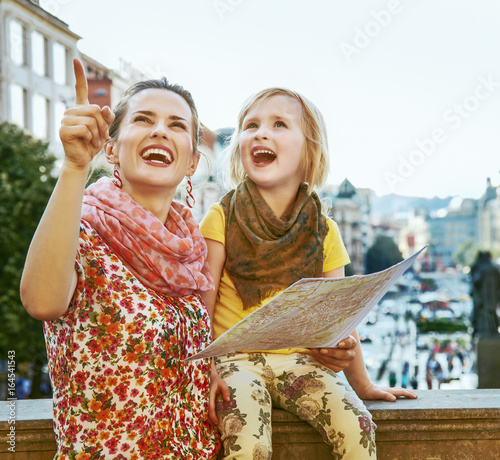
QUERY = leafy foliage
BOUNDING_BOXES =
[420,277,438,291]
[417,318,469,333]
[88,160,112,185]
[365,234,403,274]
[345,263,355,277]
[0,122,57,369]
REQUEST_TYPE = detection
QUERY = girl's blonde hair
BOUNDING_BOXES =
[226,87,330,193]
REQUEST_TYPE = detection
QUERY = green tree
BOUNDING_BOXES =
[366,234,403,274]
[88,158,112,185]
[0,122,57,398]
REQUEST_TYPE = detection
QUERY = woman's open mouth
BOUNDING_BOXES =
[140,147,173,165]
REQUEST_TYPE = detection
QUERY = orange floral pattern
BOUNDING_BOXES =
[43,221,220,459]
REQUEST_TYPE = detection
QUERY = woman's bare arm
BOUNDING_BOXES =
[20,59,113,320]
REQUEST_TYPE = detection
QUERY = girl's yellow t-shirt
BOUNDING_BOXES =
[200,202,350,354]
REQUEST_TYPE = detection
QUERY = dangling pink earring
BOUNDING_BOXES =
[113,165,122,188]
[186,176,195,208]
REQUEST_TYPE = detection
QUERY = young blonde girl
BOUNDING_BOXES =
[200,88,417,459]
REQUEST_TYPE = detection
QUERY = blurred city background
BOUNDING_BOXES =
[1,0,499,400]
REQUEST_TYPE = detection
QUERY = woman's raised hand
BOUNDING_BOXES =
[59,58,115,169]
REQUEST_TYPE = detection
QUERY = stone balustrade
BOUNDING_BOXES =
[1,389,499,459]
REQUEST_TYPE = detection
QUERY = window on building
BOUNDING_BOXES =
[53,42,67,85]
[9,19,26,66]
[9,84,27,128]
[32,30,48,76]
[33,93,49,139]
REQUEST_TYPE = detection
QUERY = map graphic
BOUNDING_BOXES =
[187,246,427,360]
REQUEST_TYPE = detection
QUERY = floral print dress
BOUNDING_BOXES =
[43,221,220,459]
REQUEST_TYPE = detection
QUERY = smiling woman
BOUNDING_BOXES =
[104,87,199,220]
[19,59,220,459]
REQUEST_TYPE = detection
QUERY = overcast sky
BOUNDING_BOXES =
[41,0,500,199]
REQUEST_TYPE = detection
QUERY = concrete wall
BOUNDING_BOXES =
[1,390,499,459]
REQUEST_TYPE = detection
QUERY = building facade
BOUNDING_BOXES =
[328,179,367,274]
[426,199,478,268]
[478,178,500,255]
[80,54,113,109]
[0,0,79,159]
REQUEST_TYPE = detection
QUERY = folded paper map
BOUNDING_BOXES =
[187,246,427,360]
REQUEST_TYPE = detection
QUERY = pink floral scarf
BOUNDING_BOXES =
[81,178,214,296]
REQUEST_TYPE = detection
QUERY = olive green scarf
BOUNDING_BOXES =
[221,178,327,310]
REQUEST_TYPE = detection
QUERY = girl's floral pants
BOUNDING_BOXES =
[215,352,376,460]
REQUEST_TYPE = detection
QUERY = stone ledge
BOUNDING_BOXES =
[273,389,500,459]
[1,390,499,459]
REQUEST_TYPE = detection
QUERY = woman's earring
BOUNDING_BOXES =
[113,165,123,188]
[186,176,195,208]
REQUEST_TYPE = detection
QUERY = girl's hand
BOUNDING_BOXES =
[310,335,357,373]
[59,59,115,170]
[353,381,418,401]
[208,361,231,425]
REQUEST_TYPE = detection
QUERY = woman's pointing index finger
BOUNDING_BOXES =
[73,58,89,106]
